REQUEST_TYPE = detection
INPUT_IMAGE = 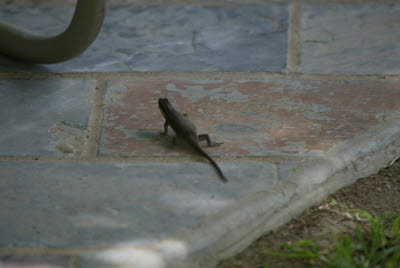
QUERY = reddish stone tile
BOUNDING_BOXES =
[100,79,400,156]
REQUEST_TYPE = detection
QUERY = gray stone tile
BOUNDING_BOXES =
[0,79,95,156]
[0,161,276,247]
[0,4,288,72]
[0,255,74,268]
[277,161,299,180]
[301,4,400,75]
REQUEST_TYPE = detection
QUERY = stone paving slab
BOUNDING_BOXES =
[301,4,400,75]
[0,79,95,156]
[100,79,400,157]
[0,161,277,247]
[0,4,287,73]
[0,255,75,268]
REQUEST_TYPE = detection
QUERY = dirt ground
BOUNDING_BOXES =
[218,156,400,268]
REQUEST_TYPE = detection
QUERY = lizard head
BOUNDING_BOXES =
[158,98,172,118]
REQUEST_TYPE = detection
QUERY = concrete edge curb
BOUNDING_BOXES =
[174,118,400,267]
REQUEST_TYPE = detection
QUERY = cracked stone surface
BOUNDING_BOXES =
[0,79,95,156]
[0,4,288,72]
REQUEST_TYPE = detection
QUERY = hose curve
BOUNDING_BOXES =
[0,0,105,63]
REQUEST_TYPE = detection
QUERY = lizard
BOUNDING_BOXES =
[158,98,228,183]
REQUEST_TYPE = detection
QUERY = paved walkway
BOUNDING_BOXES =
[1,1,400,267]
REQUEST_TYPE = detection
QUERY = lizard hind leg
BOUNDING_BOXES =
[198,134,223,147]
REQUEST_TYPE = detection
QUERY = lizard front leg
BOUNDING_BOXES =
[162,120,169,135]
[198,134,223,147]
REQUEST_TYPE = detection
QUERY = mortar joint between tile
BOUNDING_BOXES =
[287,2,302,75]
[81,79,107,158]
[2,72,400,81]
[0,246,109,255]
[2,0,400,7]
[0,155,306,164]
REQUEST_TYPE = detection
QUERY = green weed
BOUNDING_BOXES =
[263,210,400,267]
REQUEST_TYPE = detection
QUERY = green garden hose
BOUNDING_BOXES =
[0,0,105,63]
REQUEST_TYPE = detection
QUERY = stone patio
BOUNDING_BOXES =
[0,1,400,267]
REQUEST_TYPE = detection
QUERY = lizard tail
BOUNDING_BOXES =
[191,143,228,183]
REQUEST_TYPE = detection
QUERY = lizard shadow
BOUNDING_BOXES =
[157,132,213,158]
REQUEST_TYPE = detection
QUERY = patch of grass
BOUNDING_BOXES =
[263,210,400,267]
[329,198,338,206]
